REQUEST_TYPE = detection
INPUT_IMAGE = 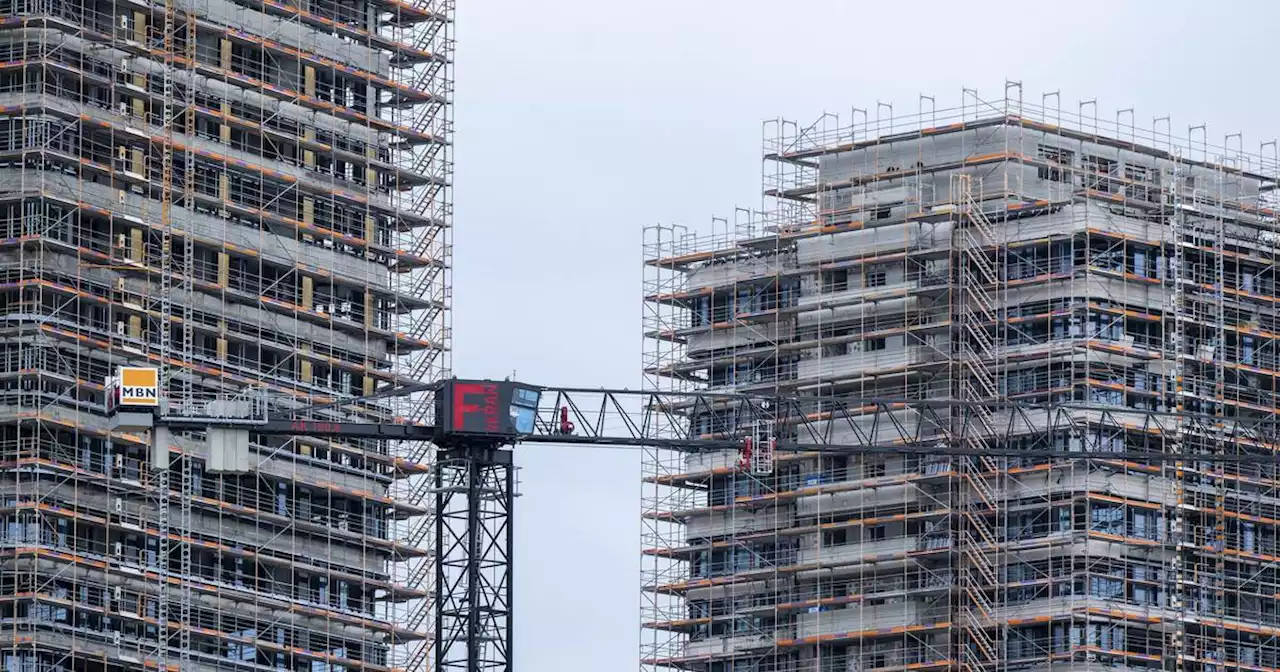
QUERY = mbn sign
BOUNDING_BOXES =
[117,367,159,407]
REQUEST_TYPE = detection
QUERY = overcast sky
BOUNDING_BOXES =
[448,1,1280,668]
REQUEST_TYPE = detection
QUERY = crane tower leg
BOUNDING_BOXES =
[434,445,515,672]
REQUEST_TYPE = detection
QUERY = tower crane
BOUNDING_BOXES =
[103,369,1280,672]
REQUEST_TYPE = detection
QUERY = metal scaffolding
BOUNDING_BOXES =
[642,85,1280,672]
[0,0,452,668]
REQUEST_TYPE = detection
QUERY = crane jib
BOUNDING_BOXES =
[262,419,438,440]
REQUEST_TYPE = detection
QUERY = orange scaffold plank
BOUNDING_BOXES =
[0,252,436,353]
[0,144,440,274]
[0,591,420,666]
[7,410,431,477]
[644,467,957,521]
[0,503,429,595]
[3,452,424,520]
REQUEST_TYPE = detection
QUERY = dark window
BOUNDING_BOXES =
[1124,163,1157,201]
[822,269,849,293]
[1082,155,1117,193]
[1037,144,1074,182]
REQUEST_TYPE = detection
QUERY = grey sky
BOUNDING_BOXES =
[449,1,1277,668]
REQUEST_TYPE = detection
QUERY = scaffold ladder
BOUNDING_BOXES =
[952,173,1001,672]
[1166,151,1189,672]
[1211,148,1230,669]
[177,4,198,670]
[154,0,176,664]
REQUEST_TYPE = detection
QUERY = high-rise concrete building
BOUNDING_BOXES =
[643,91,1280,672]
[0,0,450,669]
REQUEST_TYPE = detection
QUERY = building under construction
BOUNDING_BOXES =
[642,89,1280,672]
[0,0,451,669]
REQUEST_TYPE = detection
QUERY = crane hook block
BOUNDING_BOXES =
[557,406,575,435]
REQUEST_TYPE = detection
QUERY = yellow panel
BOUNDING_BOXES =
[366,148,379,186]
[363,376,375,396]
[132,12,146,43]
[304,66,316,97]
[216,337,228,361]
[302,201,315,242]
[219,103,232,144]
[364,292,374,329]
[301,276,313,310]
[300,359,313,384]
[131,97,145,119]
[219,39,232,70]
[364,216,376,244]
[217,252,229,286]
[127,315,142,339]
[219,174,229,201]
[130,148,144,175]
[302,128,316,167]
[128,229,143,262]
